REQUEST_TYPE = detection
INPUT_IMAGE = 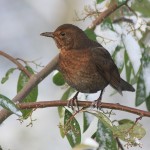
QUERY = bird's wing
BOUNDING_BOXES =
[91,46,122,93]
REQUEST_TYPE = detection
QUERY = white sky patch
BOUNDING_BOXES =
[143,65,150,95]
[95,25,121,54]
[122,33,141,74]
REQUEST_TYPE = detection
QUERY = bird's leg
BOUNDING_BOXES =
[93,89,104,109]
[67,92,79,111]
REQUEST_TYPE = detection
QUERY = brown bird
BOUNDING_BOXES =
[41,24,135,107]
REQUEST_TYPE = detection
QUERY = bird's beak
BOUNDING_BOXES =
[40,32,54,38]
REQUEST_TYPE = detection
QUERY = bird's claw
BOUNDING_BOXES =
[91,99,102,109]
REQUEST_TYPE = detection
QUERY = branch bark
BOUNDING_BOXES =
[0,54,59,123]
[17,100,150,117]
[89,0,130,29]
[0,51,31,77]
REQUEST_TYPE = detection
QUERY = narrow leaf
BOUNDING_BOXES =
[135,67,146,106]
[96,120,118,150]
[17,66,38,119]
[146,94,150,111]
[53,71,65,86]
[85,110,113,130]
[1,68,16,84]
[96,0,104,4]
[64,109,81,147]
[0,94,22,116]
[84,29,96,41]
[58,87,75,138]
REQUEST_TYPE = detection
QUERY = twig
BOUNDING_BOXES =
[0,54,59,123]
[89,0,130,29]
[0,51,31,77]
[113,17,134,24]
[16,101,150,117]
[116,137,124,150]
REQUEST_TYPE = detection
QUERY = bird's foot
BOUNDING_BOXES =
[92,98,102,109]
[67,92,79,111]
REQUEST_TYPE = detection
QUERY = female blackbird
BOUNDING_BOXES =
[41,24,135,107]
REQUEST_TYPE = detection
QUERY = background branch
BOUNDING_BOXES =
[89,0,129,29]
[17,100,150,117]
[0,54,59,123]
[0,51,31,77]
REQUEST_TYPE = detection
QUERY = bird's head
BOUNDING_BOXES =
[40,24,91,50]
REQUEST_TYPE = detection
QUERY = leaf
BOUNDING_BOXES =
[1,68,16,84]
[96,0,104,4]
[83,112,94,132]
[96,120,118,150]
[58,87,75,138]
[0,94,22,116]
[53,71,65,86]
[114,121,146,144]
[146,94,150,111]
[117,0,126,5]
[85,110,113,130]
[84,29,96,41]
[124,50,134,82]
[135,67,146,106]
[17,66,38,119]
[64,109,81,147]
[101,18,114,31]
[132,0,150,17]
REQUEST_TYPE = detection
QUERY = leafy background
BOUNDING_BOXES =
[0,0,150,150]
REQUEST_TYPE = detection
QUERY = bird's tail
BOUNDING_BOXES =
[111,78,135,95]
[120,78,135,92]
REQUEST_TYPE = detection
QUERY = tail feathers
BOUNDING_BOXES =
[110,78,135,95]
[120,78,135,92]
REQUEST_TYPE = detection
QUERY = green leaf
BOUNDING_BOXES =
[84,29,96,41]
[17,66,38,119]
[64,109,81,147]
[124,50,134,82]
[0,94,22,116]
[83,112,94,132]
[53,71,65,86]
[114,121,146,144]
[85,110,113,130]
[117,0,126,5]
[96,120,118,150]
[146,94,150,111]
[112,46,124,73]
[101,18,114,31]
[135,67,146,106]
[132,0,150,17]
[58,87,75,138]
[1,68,16,84]
[96,0,104,4]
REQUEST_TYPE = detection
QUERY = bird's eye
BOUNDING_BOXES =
[60,32,66,36]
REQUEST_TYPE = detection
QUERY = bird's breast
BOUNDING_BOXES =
[58,49,107,93]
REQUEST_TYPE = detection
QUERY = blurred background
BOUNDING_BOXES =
[0,0,150,150]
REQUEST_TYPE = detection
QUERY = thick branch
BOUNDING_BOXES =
[0,51,31,77]
[0,54,59,123]
[89,0,129,29]
[17,100,150,117]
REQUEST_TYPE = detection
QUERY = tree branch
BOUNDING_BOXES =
[89,0,130,29]
[17,100,150,117]
[0,54,59,123]
[0,51,31,77]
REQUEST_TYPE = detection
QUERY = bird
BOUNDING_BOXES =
[40,24,135,108]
